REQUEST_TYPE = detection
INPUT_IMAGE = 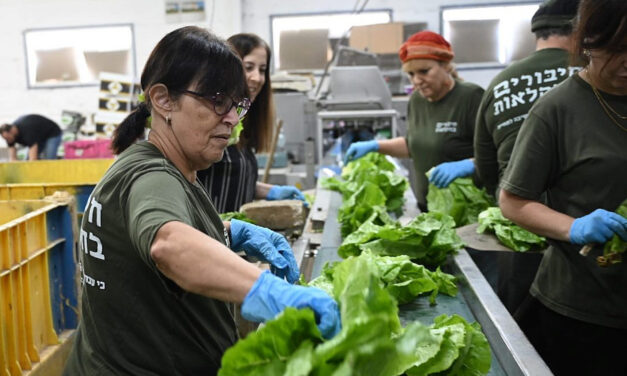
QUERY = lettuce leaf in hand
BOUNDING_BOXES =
[477,207,546,252]
[600,198,627,266]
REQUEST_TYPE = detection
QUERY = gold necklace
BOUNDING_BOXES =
[585,70,627,132]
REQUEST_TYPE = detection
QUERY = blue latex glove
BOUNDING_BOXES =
[569,209,627,245]
[266,185,306,203]
[242,270,341,339]
[343,140,379,165]
[230,219,300,283]
[429,159,475,188]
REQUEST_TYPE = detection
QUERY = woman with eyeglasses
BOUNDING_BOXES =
[499,1,627,374]
[197,33,306,214]
[63,26,340,376]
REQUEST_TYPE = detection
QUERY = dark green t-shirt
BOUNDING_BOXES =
[405,80,484,208]
[474,48,578,196]
[501,75,627,329]
[63,142,237,375]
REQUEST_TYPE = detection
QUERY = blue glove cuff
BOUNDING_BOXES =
[241,270,281,323]
[229,219,246,249]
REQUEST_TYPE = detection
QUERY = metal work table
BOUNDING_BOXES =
[300,183,552,376]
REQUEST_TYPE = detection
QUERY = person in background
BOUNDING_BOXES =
[63,26,340,376]
[197,33,305,213]
[343,31,484,211]
[0,114,62,160]
[499,1,627,374]
[473,0,580,315]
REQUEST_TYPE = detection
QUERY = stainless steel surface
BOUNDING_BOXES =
[452,250,552,376]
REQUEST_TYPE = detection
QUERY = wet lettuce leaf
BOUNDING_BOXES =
[426,172,495,227]
[338,212,464,267]
[476,207,546,252]
[308,250,457,305]
[321,153,408,218]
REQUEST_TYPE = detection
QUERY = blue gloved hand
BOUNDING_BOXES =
[569,209,627,245]
[242,270,341,339]
[429,159,475,188]
[230,219,300,283]
[343,140,379,165]
[266,185,306,203]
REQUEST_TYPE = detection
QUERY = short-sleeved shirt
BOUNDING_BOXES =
[197,144,258,213]
[405,80,484,209]
[474,48,578,196]
[63,142,237,376]
[501,75,627,329]
[10,114,61,150]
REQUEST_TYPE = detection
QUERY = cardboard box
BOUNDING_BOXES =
[349,22,404,54]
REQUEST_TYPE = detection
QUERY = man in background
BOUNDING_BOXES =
[1,114,62,160]
[473,0,581,315]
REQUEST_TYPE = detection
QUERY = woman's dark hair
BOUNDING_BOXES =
[572,0,627,66]
[227,33,273,153]
[112,26,247,154]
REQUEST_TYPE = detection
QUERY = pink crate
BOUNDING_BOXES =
[64,139,113,159]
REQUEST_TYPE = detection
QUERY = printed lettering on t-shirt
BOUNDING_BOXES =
[492,66,580,117]
[435,121,458,133]
[79,194,107,290]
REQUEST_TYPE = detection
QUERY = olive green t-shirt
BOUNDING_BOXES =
[474,48,579,196]
[63,142,237,375]
[501,75,627,329]
[405,80,484,208]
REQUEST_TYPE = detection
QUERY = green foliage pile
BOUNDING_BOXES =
[338,213,464,267]
[219,253,491,376]
[426,173,495,227]
[476,207,546,252]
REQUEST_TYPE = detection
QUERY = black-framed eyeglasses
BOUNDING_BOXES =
[181,90,251,120]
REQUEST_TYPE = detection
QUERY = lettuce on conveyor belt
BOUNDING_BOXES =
[219,250,491,376]
[321,153,408,217]
[476,207,546,252]
[338,212,464,267]
[307,250,457,306]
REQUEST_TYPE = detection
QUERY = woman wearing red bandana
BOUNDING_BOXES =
[344,31,484,211]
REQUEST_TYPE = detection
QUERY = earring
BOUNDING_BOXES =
[583,49,591,57]
[165,113,171,126]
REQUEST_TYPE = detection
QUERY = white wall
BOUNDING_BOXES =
[0,0,241,144]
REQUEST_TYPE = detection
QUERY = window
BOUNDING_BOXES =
[23,24,136,88]
[270,10,392,71]
[441,2,541,67]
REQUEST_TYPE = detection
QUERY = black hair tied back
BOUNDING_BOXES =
[111,102,149,155]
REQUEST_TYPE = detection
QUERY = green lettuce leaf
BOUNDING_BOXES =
[219,211,256,224]
[601,198,627,266]
[218,308,322,376]
[426,173,496,228]
[477,207,545,252]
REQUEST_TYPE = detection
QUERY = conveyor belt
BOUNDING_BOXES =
[301,184,552,376]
